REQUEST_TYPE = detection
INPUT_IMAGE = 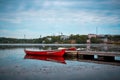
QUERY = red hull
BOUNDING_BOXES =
[67,47,76,51]
[24,49,65,56]
[24,55,66,64]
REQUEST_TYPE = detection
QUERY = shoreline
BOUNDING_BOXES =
[0,43,118,46]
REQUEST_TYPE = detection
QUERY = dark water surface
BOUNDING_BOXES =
[0,45,120,80]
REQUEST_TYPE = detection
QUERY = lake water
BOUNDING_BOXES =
[0,44,120,80]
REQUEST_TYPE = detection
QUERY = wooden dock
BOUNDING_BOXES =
[65,51,120,61]
[78,51,120,56]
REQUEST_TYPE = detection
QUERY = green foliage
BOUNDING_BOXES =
[108,35,120,41]
[69,34,87,43]
[91,37,103,43]
[0,35,119,44]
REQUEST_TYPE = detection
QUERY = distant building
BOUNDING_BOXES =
[97,35,108,43]
[70,40,76,44]
[86,39,91,43]
[88,34,97,39]
[60,35,69,40]
[87,34,97,43]
[97,35,105,38]
[87,34,108,43]
[47,38,52,41]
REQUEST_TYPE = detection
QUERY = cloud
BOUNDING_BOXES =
[0,18,22,24]
[38,0,120,10]
[0,9,120,26]
[0,0,120,25]
[18,10,120,24]
[0,29,41,38]
[42,0,73,7]
[0,0,120,38]
[100,0,120,4]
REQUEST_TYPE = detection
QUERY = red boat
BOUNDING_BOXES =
[24,49,65,56]
[67,47,76,51]
[24,55,66,64]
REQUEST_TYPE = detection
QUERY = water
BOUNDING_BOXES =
[0,44,120,80]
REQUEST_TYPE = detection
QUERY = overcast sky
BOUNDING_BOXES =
[0,0,120,38]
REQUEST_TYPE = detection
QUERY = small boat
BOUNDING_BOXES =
[77,48,86,51]
[24,49,65,56]
[58,47,76,51]
[24,55,66,64]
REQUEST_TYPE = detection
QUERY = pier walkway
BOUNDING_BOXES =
[65,51,120,61]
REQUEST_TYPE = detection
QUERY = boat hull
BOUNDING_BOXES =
[24,49,65,56]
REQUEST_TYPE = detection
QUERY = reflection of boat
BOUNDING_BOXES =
[58,47,76,51]
[24,55,66,64]
[24,49,65,56]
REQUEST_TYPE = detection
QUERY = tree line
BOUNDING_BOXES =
[0,34,120,44]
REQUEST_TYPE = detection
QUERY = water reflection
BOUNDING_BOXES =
[85,43,120,52]
[0,44,120,52]
[0,46,120,80]
[0,44,120,65]
[64,56,120,66]
[77,59,120,66]
[24,55,66,64]
[24,54,120,66]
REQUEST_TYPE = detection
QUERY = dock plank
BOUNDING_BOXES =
[78,51,120,56]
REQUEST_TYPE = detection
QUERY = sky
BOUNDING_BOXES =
[0,0,120,38]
